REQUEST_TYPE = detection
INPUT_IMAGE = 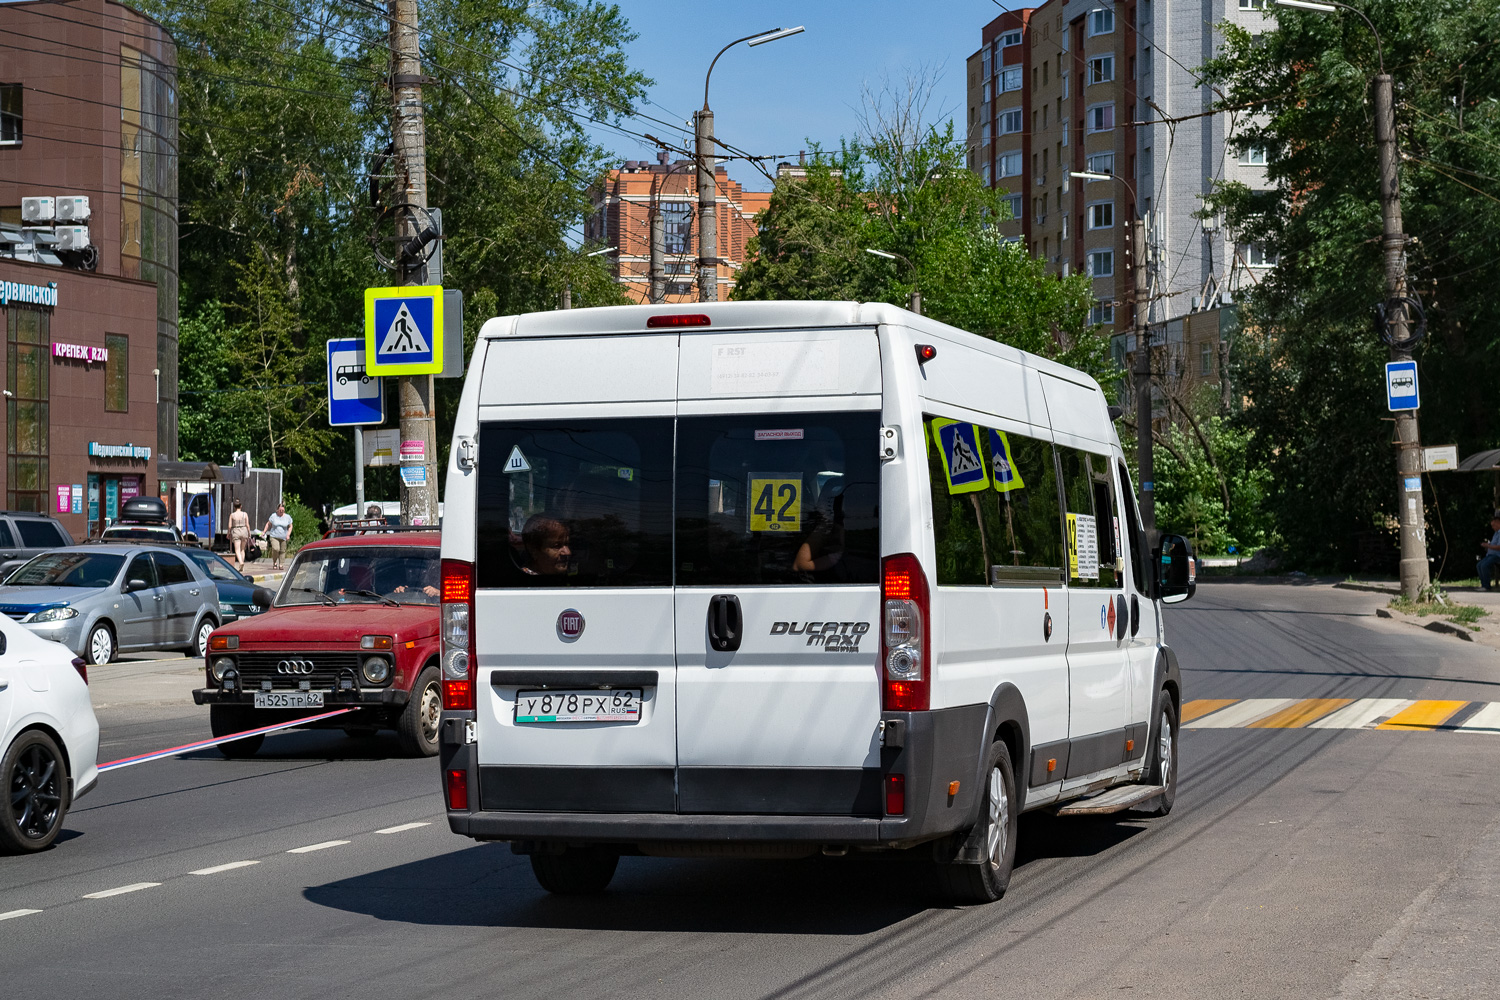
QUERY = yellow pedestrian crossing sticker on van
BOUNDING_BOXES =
[749,475,802,532]
[930,418,989,494]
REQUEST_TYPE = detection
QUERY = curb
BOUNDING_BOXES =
[1335,581,1400,595]
[1375,606,1475,642]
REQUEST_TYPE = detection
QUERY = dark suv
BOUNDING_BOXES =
[0,512,75,579]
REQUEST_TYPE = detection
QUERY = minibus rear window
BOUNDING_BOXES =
[475,419,674,588]
[676,413,881,586]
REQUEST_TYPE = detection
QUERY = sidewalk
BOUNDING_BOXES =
[1337,579,1500,650]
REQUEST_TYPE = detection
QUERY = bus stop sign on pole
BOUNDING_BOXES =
[364,285,444,376]
[326,337,385,427]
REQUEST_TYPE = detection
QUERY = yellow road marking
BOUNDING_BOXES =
[1375,700,1470,731]
[1248,698,1355,729]
[1181,699,1237,724]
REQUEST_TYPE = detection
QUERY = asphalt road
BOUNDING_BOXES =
[4,580,1499,999]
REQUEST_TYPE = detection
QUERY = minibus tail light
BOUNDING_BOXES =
[881,553,929,711]
[446,768,469,810]
[885,774,906,815]
[440,558,475,711]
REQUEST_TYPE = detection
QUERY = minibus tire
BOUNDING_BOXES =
[1138,692,1178,816]
[531,846,620,895]
[935,740,1019,904]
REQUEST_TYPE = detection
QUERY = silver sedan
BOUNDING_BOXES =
[0,544,223,663]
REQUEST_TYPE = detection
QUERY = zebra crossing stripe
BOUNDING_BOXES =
[1375,700,1469,731]
[1181,699,1237,724]
[1189,699,1295,728]
[1306,698,1413,730]
[1248,698,1354,729]
[1180,697,1500,732]
[1457,703,1500,734]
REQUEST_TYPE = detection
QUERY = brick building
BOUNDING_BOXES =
[587,153,772,303]
[0,0,177,537]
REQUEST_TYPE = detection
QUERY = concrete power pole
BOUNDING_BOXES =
[695,109,717,303]
[389,0,438,526]
[1132,217,1154,537]
[649,204,665,304]
[1375,73,1429,600]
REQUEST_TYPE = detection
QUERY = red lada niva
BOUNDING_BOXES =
[193,529,442,758]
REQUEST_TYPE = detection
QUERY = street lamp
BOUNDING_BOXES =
[1071,169,1155,537]
[585,246,617,257]
[865,248,921,315]
[697,26,806,303]
[1273,0,1427,599]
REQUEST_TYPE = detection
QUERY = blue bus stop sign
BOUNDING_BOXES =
[327,337,385,427]
[1385,360,1419,411]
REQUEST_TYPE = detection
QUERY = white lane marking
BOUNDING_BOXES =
[83,882,161,899]
[376,822,431,835]
[287,840,350,854]
[0,908,42,921]
[1456,702,1500,734]
[190,860,261,875]
[1307,698,1414,730]
[1189,699,1294,729]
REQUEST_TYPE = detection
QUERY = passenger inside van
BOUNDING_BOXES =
[519,515,572,577]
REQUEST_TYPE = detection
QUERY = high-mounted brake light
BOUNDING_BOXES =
[646,313,712,328]
[881,553,930,711]
[440,558,475,711]
[915,344,937,364]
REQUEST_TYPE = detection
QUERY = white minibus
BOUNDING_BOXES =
[437,301,1195,902]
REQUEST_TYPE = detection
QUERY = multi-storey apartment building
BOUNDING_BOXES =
[587,153,771,304]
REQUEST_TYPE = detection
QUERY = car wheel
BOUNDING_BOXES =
[1136,692,1179,817]
[396,666,441,758]
[934,740,1019,904]
[189,618,217,659]
[210,705,264,758]
[0,730,70,853]
[530,846,620,895]
[84,623,114,666]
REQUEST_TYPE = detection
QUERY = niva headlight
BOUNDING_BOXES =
[30,606,77,623]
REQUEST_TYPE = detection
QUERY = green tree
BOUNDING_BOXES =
[1200,1,1500,570]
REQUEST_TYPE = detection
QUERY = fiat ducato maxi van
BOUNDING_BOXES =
[437,301,1195,903]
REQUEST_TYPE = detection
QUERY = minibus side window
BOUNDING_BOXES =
[1056,447,1121,588]
[1117,460,1152,594]
[925,417,997,585]
[474,419,674,588]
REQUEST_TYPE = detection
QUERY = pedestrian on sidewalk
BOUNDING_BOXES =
[228,499,251,571]
[264,503,293,571]
[1480,511,1500,591]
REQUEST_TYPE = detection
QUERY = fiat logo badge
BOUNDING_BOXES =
[556,609,585,643]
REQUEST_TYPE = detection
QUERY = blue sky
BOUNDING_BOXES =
[593,1,1008,191]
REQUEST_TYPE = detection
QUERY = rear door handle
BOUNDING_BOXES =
[189,589,200,596]
[707,594,743,653]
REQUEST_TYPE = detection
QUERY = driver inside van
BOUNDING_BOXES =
[520,515,572,577]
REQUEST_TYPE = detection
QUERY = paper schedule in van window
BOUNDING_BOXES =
[1067,512,1101,580]
[710,341,840,394]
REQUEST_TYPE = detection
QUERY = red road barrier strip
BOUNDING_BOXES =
[98,709,357,772]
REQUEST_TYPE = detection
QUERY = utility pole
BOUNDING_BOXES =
[389,0,438,526]
[694,108,717,303]
[1132,217,1154,537]
[1375,73,1429,600]
[649,207,665,304]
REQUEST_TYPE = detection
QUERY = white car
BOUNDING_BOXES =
[0,614,99,852]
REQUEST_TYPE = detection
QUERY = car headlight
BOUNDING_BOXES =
[219,602,235,612]
[211,656,235,682]
[29,606,77,623]
[361,656,391,684]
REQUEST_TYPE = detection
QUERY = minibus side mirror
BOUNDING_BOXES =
[1153,533,1196,604]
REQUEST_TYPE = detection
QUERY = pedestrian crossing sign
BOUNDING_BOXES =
[365,285,444,375]
[930,418,990,494]
[989,428,1025,494]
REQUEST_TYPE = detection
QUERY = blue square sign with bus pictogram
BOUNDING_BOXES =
[365,285,444,375]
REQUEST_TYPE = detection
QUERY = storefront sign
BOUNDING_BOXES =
[0,280,58,308]
[88,442,152,461]
[55,485,70,514]
[53,341,108,363]
[120,477,141,502]
[71,484,83,514]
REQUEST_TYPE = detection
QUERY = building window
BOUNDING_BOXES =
[982,48,991,78]
[1088,202,1114,229]
[1087,103,1115,132]
[6,307,49,512]
[0,84,20,144]
[1088,9,1115,36]
[1089,301,1115,325]
[982,121,992,143]
[666,282,694,297]
[1245,242,1279,267]
[661,201,692,255]
[1142,47,1152,75]
[1004,193,1023,218]
[998,152,1023,177]
[1239,0,1266,8]
[1000,67,1023,93]
[106,334,130,411]
[1087,250,1114,277]
[1001,30,1023,47]
[1085,152,1115,175]
[999,109,1024,134]
[1200,342,1214,376]
[981,162,993,185]
[1088,56,1114,84]
[1240,146,1268,165]
[666,262,692,275]
[1062,119,1068,146]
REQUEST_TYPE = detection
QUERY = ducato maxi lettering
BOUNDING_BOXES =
[769,620,871,652]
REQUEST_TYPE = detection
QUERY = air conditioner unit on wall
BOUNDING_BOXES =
[54,226,89,250]
[21,197,54,223]
[55,196,90,222]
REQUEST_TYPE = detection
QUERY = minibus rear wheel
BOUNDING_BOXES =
[935,740,1019,904]
[531,845,620,895]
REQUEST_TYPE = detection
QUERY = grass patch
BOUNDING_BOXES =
[1389,593,1490,629]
